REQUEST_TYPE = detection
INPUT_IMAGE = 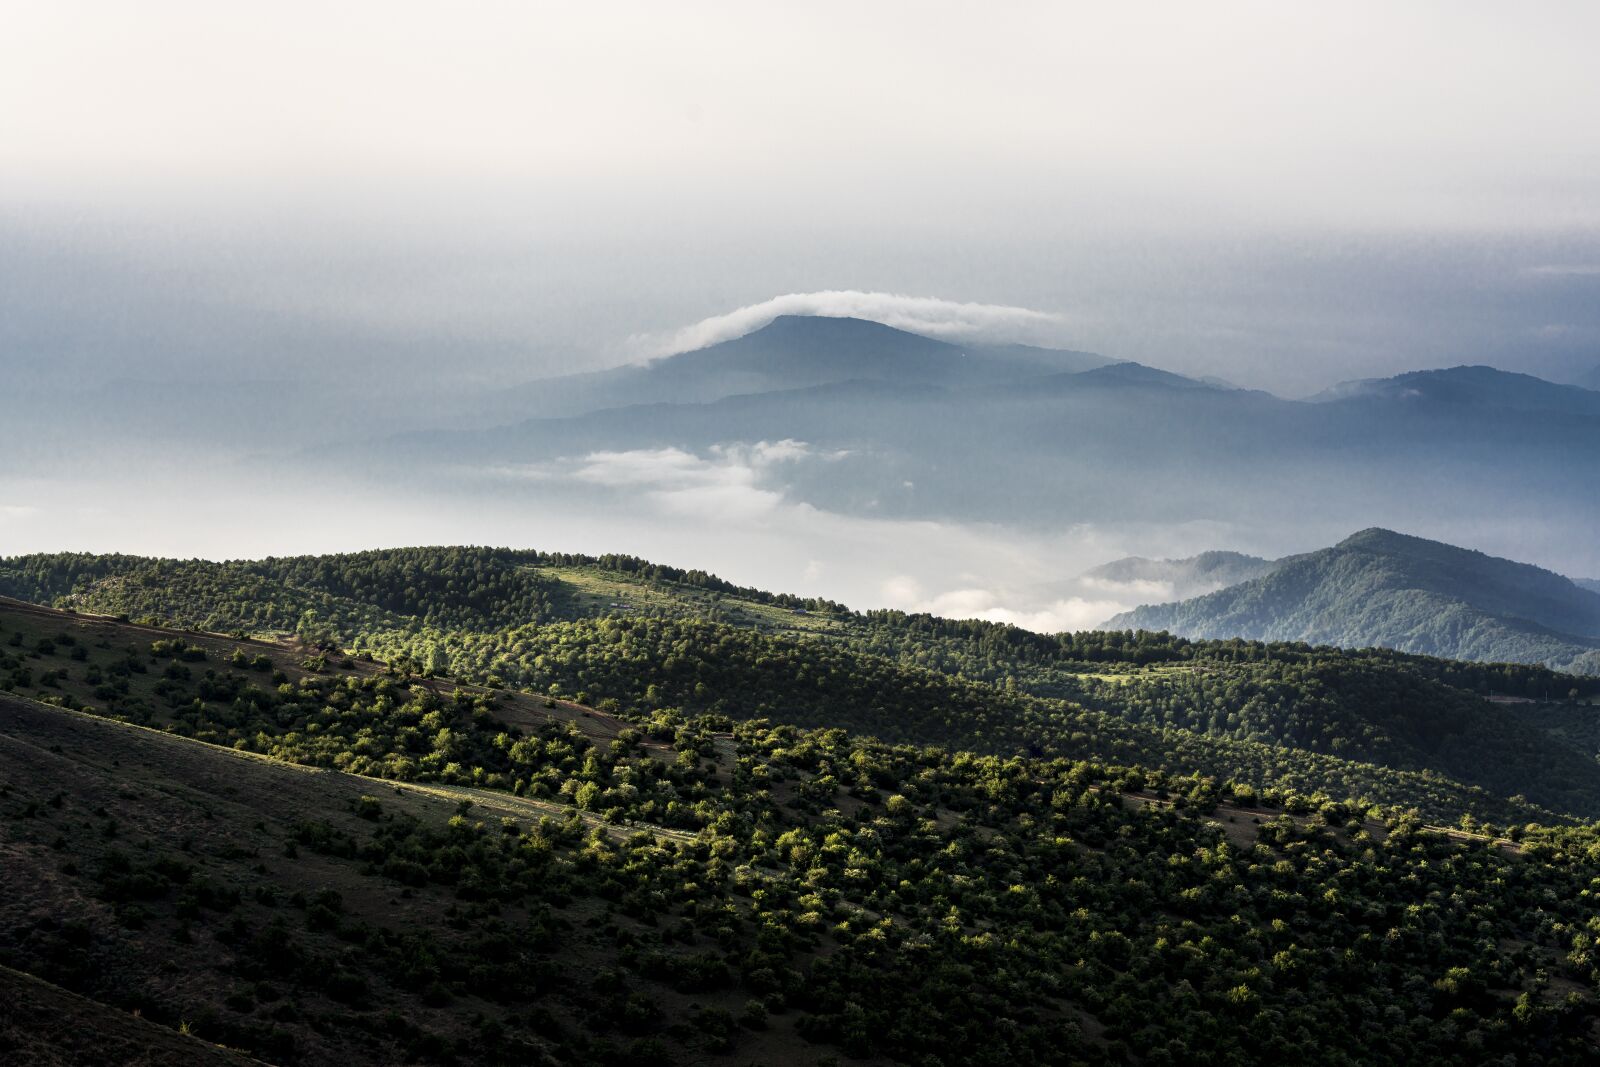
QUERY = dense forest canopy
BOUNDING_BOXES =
[4,547,1595,823]
[5,546,1600,1064]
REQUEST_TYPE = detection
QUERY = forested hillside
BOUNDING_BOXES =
[6,546,1600,1064]
[0,548,840,638]
[6,599,1600,1065]
[6,547,1600,826]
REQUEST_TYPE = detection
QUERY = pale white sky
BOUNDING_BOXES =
[3,2,1600,392]
[6,2,1598,229]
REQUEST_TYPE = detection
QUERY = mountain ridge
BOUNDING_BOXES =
[487,314,1111,420]
[340,329,1600,545]
[1310,365,1600,415]
[1109,528,1600,673]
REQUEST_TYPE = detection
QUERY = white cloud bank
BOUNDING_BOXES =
[570,441,833,520]
[877,577,1130,633]
[631,291,1066,359]
[503,440,846,522]
[486,441,1245,634]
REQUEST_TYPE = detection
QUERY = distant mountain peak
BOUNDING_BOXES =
[1336,527,1434,552]
[1065,361,1212,389]
[669,313,958,364]
[1109,528,1600,672]
[1311,365,1600,414]
[1086,548,1269,577]
[733,314,948,348]
[483,312,1115,420]
[1078,550,1275,605]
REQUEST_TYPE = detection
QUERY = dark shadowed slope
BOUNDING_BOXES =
[0,963,264,1067]
[1109,528,1600,673]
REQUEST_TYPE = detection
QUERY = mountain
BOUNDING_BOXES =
[1080,550,1275,602]
[1109,528,1600,673]
[1579,578,1600,595]
[1052,360,1217,391]
[348,345,1600,556]
[1311,365,1600,416]
[487,315,1110,419]
[959,338,1116,375]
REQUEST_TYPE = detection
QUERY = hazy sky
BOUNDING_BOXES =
[7,2,1598,226]
[5,1,1600,394]
[5,3,1600,617]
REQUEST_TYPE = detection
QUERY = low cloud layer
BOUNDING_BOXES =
[479,441,1251,633]
[506,440,844,521]
[876,577,1130,633]
[1,435,1288,638]
[572,440,839,519]
[631,291,1067,358]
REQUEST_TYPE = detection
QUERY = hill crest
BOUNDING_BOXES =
[1109,528,1600,672]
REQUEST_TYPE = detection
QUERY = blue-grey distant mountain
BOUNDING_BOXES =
[1311,365,1600,416]
[1080,551,1274,602]
[1024,360,1215,392]
[1108,529,1600,674]
[486,315,1110,419]
[1578,578,1600,596]
[345,320,1600,571]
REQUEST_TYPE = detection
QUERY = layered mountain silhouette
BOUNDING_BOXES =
[355,315,1600,552]
[1108,529,1600,674]
[487,315,1110,420]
